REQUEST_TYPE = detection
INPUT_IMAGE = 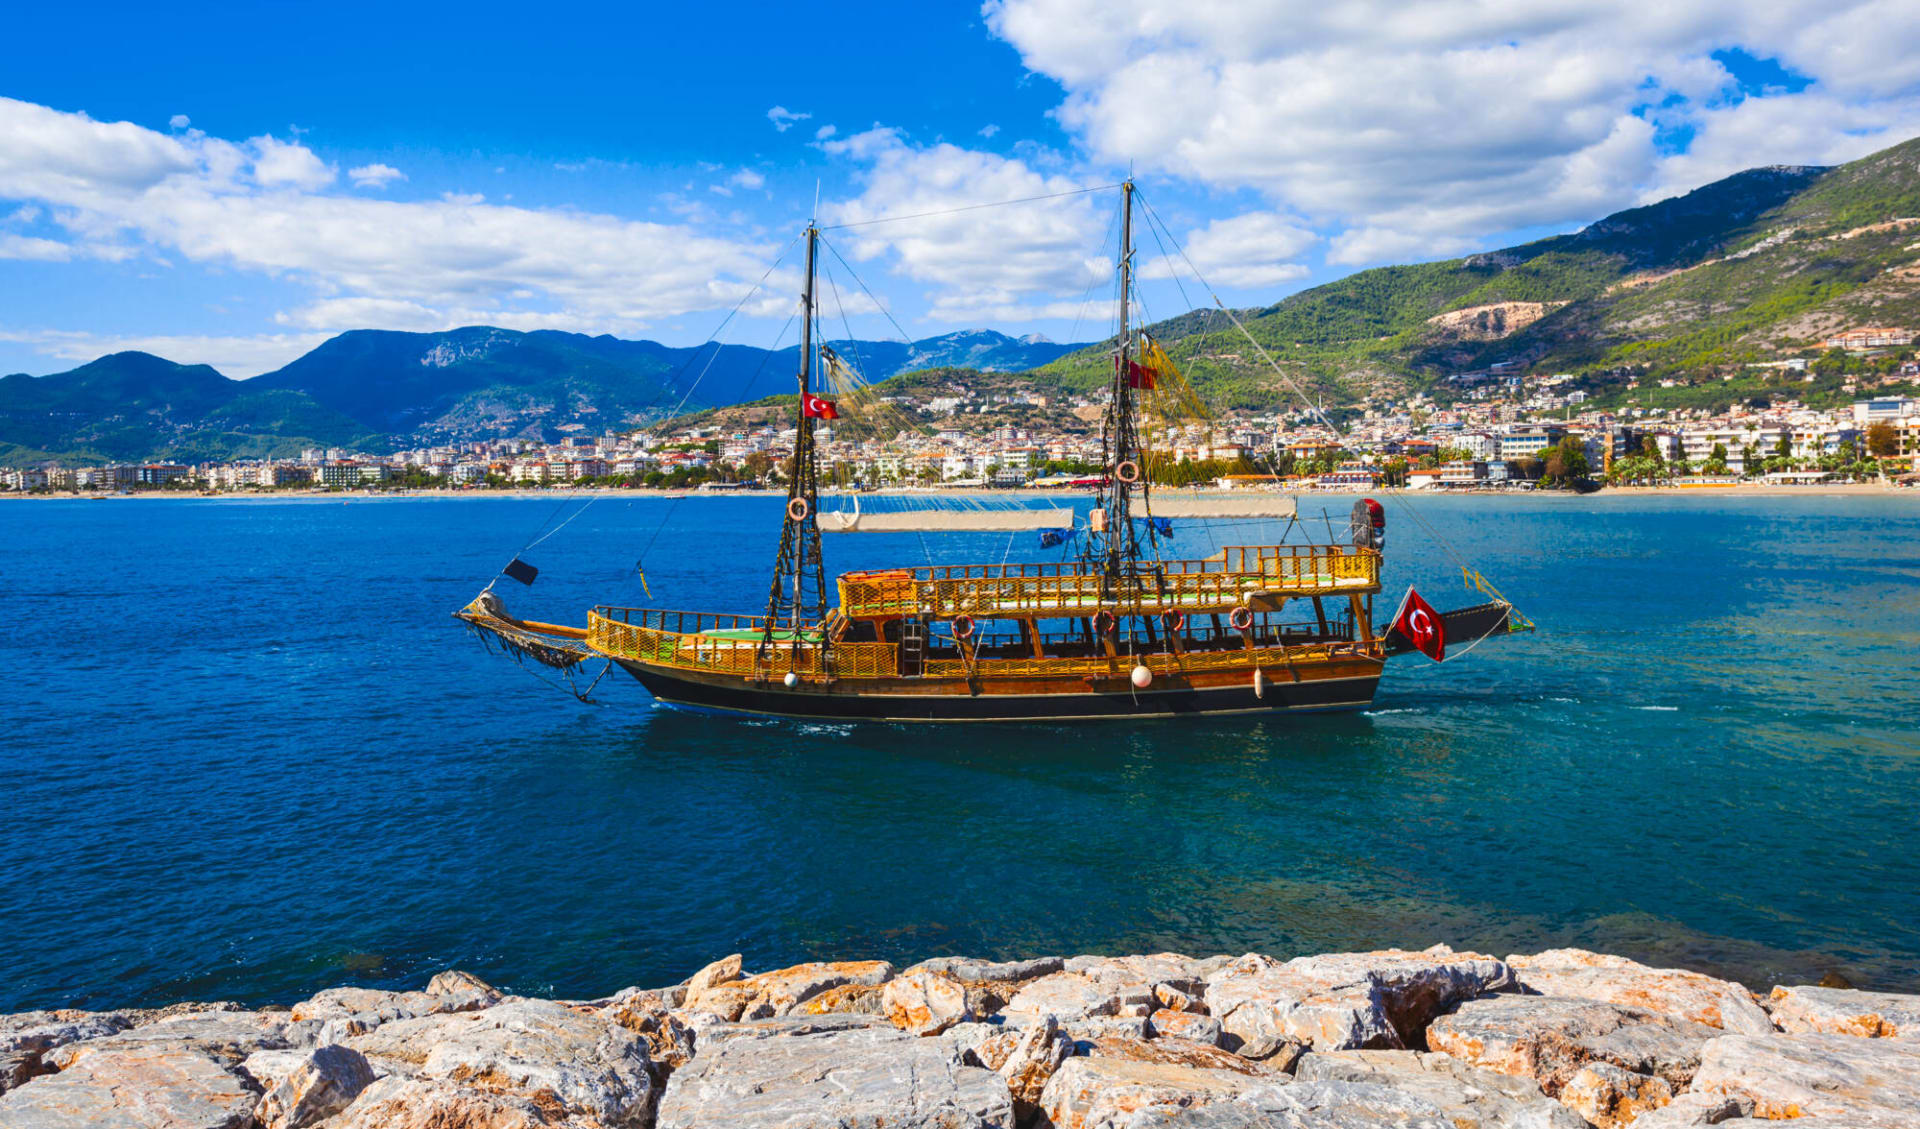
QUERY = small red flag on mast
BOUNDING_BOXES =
[1390,586,1447,662]
[802,393,839,419]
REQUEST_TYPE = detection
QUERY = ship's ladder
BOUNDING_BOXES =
[899,617,927,678]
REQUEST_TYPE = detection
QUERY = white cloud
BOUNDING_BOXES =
[168,114,190,131]
[985,0,1920,262]
[979,124,1001,139]
[347,163,406,189]
[249,134,336,190]
[814,125,837,141]
[767,105,811,132]
[1144,211,1317,287]
[729,169,766,191]
[0,234,73,261]
[0,328,331,377]
[820,127,1109,322]
[0,96,784,352]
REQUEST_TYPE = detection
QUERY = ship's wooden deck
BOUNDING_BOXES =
[585,543,1381,685]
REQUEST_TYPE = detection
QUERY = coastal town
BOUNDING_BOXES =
[7,376,1916,496]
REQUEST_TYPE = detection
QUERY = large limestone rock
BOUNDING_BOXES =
[1766,985,1920,1038]
[655,1021,1012,1128]
[883,972,973,1036]
[47,1011,299,1068]
[1689,1031,1920,1121]
[0,1011,132,1094]
[414,999,655,1127]
[327,1075,558,1128]
[1557,1060,1672,1129]
[1508,950,1773,1035]
[684,954,743,994]
[1100,1078,1480,1127]
[1295,1049,1589,1128]
[1003,973,1154,1023]
[1427,995,1718,1093]
[290,972,498,1038]
[598,990,698,1072]
[1036,1053,1274,1129]
[1148,1010,1223,1046]
[243,1044,376,1129]
[1064,955,1211,1000]
[1620,1091,1750,1127]
[0,1043,257,1128]
[974,1014,1072,1111]
[343,1009,483,1067]
[905,957,1065,983]
[735,961,896,1020]
[1203,947,1513,1051]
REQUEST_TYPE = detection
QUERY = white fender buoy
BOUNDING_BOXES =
[1130,664,1153,689]
[1253,668,1266,700]
[783,671,800,688]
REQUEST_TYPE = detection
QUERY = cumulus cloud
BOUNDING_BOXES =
[985,0,1920,263]
[168,114,190,131]
[1143,211,1316,287]
[0,96,781,354]
[767,105,811,132]
[729,169,766,191]
[347,163,406,189]
[0,234,74,261]
[820,127,1110,322]
[249,134,336,190]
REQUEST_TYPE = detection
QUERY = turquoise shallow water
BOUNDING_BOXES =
[2,492,1917,1012]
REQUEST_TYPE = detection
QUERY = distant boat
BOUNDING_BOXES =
[459,182,1529,722]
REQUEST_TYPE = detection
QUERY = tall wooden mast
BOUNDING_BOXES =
[1092,179,1145,579]
[764,224,828,640]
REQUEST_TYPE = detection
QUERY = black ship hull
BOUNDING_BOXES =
[613,661,1382,723]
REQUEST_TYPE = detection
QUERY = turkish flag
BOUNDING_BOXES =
[1391,586,1447,662]
[1127,361,1157,390]
[802,394,839,419]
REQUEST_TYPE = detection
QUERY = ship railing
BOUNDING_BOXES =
[918,640,1370,681]
[837,545,1378,619]
[928,617,1350,657]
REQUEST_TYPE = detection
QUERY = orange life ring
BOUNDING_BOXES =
[950,614,975,640]
[786,497,810,521]
[1092,609,1118,635]
[1115,461,1141,483]
[1161,610,1185,633]
[1229,606,1254,631]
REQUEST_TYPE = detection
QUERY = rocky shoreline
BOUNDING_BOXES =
[3,945,1916,1128]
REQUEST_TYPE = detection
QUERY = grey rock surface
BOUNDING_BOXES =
[1426,994,1719,1092]
[1689,1031,1920,1121]
[656,1021,1012,1128]
[0,1043,257,1129]
[1766,985,1920,1039]
[1205,946,1513,1051]
[1296,1049,1588,1128]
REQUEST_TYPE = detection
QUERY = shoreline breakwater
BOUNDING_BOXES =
[3,945,1916,1128]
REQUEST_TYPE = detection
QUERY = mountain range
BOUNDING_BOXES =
[0,328,1081,465]
[1036,135,1920,409]
[7,131,1920,464]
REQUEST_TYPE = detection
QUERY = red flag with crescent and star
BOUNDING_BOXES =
[802,393,839,419]
[1391,586,1446,662]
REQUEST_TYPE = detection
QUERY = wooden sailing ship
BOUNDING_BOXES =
[460,182,1527,722]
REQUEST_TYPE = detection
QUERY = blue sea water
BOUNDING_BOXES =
[2,492,1917,1013]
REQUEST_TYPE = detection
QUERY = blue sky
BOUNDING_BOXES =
[5,0,1919,377]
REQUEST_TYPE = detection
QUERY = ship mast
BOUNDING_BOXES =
[764,223,828,643]
[1092,179,1145,579]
